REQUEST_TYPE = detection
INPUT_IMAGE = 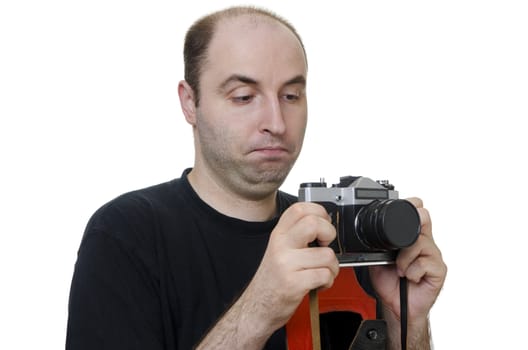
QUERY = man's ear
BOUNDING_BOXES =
[178,80,197,126]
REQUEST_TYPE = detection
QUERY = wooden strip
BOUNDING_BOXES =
[309,289,321,350]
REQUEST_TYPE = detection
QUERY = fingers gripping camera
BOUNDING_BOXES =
[299,176,421,266]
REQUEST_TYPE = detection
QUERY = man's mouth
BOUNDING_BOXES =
[250,145,290,158]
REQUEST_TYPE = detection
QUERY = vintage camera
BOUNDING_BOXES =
[299,176,421,266]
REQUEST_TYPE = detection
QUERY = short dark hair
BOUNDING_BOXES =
[183,6,306,106]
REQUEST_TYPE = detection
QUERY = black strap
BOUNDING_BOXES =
[400,277,408,350]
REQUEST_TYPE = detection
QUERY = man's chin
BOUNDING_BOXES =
[240,167,291,194]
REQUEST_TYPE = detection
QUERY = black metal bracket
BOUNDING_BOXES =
[348,320,387,350]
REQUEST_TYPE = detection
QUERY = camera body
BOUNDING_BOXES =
[299,176,420,266]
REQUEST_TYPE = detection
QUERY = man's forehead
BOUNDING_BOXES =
[199,13,307,90]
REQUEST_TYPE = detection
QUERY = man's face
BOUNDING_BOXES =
[192,15,308,199]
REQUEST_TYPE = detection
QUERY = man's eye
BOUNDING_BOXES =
[283,93,300,102]
[231,95,254,104]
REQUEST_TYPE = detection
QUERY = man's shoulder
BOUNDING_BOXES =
[112,178,183,212]
[82,177,188,242]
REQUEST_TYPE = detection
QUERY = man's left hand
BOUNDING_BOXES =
[369,197,447,332]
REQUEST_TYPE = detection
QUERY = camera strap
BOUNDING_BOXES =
[400,276,408,350]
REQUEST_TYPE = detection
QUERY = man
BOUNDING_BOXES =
[66,6,446,349]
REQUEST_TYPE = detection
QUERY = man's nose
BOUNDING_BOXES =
[259,96,286,135]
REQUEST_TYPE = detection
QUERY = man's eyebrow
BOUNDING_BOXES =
[218,74,258,92]
[218,74,307,92]
[284,75,306,87]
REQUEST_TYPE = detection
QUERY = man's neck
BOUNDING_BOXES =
[187,168,278,222]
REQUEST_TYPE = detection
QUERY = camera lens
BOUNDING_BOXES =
[356,199,420,250]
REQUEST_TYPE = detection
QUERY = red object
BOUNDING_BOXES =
[286,267,376,349]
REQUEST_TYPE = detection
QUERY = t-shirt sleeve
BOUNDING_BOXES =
[66,208,165,349]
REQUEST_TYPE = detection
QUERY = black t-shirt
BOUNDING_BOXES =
[66,169,296,349]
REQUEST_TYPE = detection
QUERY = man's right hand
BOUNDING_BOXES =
[247,202,339,329]
[196,202,339,349]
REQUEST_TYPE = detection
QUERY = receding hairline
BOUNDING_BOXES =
[200,6,306,63]
[210,6,301,36]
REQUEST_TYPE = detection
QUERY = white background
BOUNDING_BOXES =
[1,0,527,349]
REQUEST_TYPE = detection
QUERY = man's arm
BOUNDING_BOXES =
[196,202,339,349]
[383,305,431,349]
[194,280,276,349]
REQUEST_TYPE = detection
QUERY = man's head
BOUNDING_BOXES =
[178,6,308,201]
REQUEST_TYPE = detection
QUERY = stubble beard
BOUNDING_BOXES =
[196,122,299,200]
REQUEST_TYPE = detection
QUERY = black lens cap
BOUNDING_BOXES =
[379,200,420,248]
